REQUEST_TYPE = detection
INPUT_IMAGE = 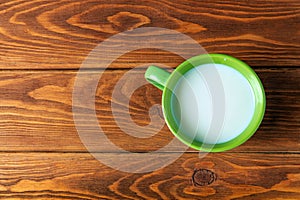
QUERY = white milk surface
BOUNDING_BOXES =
[171,63,255,144]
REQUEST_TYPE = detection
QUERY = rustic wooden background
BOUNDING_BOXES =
[0,0,299,199]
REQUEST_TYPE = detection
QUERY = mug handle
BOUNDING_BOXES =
[145,66,171,91]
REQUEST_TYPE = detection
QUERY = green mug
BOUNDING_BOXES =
[145,54,266,152]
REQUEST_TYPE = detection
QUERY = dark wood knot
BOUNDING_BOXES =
[192,169,217,186]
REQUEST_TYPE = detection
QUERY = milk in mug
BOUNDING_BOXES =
[171,63,255,144]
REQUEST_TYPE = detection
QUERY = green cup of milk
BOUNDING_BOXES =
[145,54,266,152]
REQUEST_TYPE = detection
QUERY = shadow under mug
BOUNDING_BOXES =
[145,54,266,152]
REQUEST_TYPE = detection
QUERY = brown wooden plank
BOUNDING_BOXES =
[0,68,298,152]
[0,0,299,69]
[0,152,299,199]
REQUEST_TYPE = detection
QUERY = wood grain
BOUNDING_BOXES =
[0,0,299,69]
[0,0,299,199]
[0,1,299,199]
[0,152,299,199]
[0,68,298,152]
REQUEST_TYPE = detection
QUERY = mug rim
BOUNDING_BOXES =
[162,53,266,152]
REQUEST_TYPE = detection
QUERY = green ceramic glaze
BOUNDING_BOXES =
[145,54,266,152]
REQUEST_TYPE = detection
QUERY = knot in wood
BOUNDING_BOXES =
[192,169,217,186]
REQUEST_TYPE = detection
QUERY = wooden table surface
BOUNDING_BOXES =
[0,0,299,199]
